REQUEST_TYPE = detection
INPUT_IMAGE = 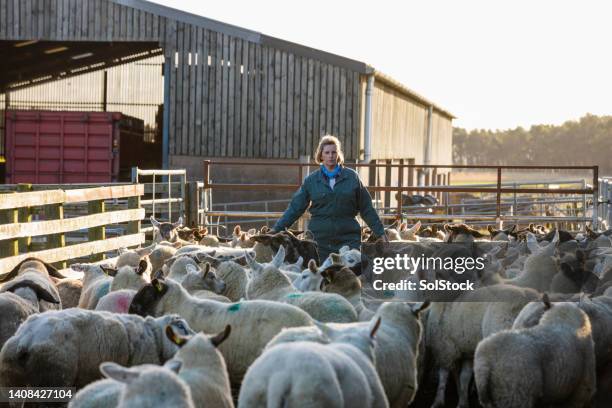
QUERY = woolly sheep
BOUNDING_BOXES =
[0,309,194,389]
[245,247,357,323]
[95,289,136,314]
[215,260,249,302]
[99,361,195,408]
[320,264,374,321]
[179,263,226,295]
[116,243,155,269]
[427,284,540,408]
[53,277,83,308]
[70,325,233,408]
[72,263,113,310]
[110,260,150,292]
[474,302,596,408]
[239,317,388,408]
[0,292,47,350]
[269,301,430,407]
[0,258,64,312]
[150,216,185,243]
[129,277,314,384]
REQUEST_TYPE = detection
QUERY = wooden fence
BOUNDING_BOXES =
[0,183,144,272]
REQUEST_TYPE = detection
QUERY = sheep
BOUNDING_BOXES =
[319,264,375,321]
[70,325,233,408]
[179,263,227,295]
[238,317,388,408]
[244,246,358,323]
[95,289,136,314]
[215,260,249,302]
[0,309,194,389]
[269,301,430,408]
[427,284,540,408]
[165,324,234,408]
[116,243,156,269]
[149,244,178,274]
[513,294,612,406]
[150,215,185,243]
[250,230,319,264]
[98,361,195,408]
[53,277,83,308]
[0,257,65,312]
[110,260,150,292]
[474,302,596,408]
[72,263,113,309]
[0,285,59,349]
[129,277,314,385]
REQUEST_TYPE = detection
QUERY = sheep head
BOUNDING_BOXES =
[150,216,184,242]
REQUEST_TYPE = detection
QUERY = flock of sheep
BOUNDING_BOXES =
[1,216,612,407]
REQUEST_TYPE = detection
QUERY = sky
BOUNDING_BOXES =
[153,0,612,131]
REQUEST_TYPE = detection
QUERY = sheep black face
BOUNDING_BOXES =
[253,232,319,264]
[0,257,67,282]
[129,279,168,316]
[444,224,484,243]
[150,216,183,242]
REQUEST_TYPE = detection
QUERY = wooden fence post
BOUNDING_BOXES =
[46,202,66,269]
[0,192,19,258]
[17,184,32,253]
[128,192,141,247]
[88,200,106,262]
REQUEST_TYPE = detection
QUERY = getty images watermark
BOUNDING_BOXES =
[360,241,498,301]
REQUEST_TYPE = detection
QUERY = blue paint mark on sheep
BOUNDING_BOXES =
[286,293,303,299]
[97,281,111,299]
[228,303,242,313]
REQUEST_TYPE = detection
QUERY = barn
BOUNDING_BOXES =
[0,0,453,205]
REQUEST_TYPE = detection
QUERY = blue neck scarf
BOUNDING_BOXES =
[321,164,341,179]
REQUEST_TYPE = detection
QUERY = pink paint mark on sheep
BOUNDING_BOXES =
[117,296,131,313]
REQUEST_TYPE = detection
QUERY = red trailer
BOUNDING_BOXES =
[3,110,160,184]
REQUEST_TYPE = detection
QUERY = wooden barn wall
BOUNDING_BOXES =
[0,0,362,160]
[167,27,361,160]
[370,79,452,163]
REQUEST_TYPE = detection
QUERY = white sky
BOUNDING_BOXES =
[153,0,612,131]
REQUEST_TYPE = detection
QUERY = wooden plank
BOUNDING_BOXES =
[253,44,262,157]
[203,29,212,157]
[286,52,294,158]
[14,0,20,40]
[119,1,126,40]
[64,184,144,203]
[17,184,32,252]
[326,64,334,137]
[0,193,19,258]
[266,47,275,158]
[94,0,101,40]
[238,39,248,157]
[36,0,44,39]
[313,59,321,148]
[339,68,347,144]
[127,197,142,235]
[168,20,177,156]
[293,55,302,157]
[126,3,133,40]
[333,66,340,135]
[352,72,361,159]
[214,32,223,157]
[6,0,12,38]
[272,49,281,158]
[139,9,146,41]
[209,30,218,157]
[152,12,158,39]
[258,46,268,157]
[0,209,144,240]
[194,27,203,157]
[1,0,7,38]
[0,189,64,210]
[0,233,146,273]
[77,0,84,39]
[279,51,287,158]
[306,59,314,155]
[88,0,95,38]
[227,36,235,157]
[345,70,354,160]
[221,33,229,157]
[175,22,185,155]
[112,2,119,40]
[246,41,255,157]
[300,57,308,157]
[187,25,197,156]
[22,0,30,40]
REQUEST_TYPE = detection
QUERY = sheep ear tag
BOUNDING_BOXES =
[165,326,188,347]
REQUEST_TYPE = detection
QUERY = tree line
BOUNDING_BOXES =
[453,114,612,175]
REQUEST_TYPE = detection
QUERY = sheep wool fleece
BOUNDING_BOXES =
[274,167,384,262]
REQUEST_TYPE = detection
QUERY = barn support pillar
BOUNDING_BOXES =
[364,74,375,164]
[162,55,171,170]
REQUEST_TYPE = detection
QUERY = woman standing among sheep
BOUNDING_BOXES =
[272,135,387,263]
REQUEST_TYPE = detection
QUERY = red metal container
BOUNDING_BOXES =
[4,110,151,184]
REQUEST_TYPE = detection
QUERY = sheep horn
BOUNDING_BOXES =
[369,317,382,339]
[210,325,232,348]
[165,325,190,347]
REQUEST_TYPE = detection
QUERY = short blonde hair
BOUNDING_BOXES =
[314,135,345,165]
